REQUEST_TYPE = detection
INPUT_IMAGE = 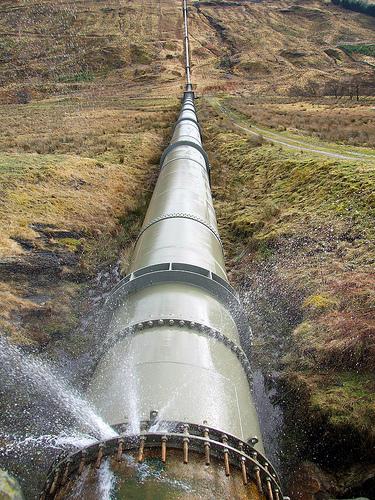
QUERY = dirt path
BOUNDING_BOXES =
[209,98,375,162]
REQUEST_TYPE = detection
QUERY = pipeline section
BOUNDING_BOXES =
[41,1,285,499]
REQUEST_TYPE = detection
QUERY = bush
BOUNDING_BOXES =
[57,71,94,83]
[331,0,375,16]
[246,134,264,148]
[339,44,375,56]
[15,89,31,104]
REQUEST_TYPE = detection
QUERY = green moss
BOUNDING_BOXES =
[311,372,375,431]
[256,240,273,260]
[240,61,271,74]
[130,44,153,65]
[44,312,79,338]
[206,127,374,249]
[57,71,95,83]
[294,321,314,338]
[0,470,24,500]
[303,293,339,314]
[0,153,66,176]
[57,237,82,252]
[118,205,147,235]
[83,202,151,272]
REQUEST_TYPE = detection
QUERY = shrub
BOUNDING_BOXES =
[16,90,30,104]
[331,0,375,16]
[339,44,375,56]
[57,71,94,83]
[246,134,264,148]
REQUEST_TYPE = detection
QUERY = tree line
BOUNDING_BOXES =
[289,78,375,99]
[331,0,375,16]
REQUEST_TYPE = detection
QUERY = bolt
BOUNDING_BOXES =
[241,457,248,485]
[266,477,274,500]
[138,435,146,463]
[62,460,72,485]
[253,466,262,494]
[78,450,87,475]
[161,435,167,463]
[49,468,60,495]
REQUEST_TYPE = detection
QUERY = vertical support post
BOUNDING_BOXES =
[138,434,146,463]
[49,468,60,495]
[238,442,248,485]
[251,450,263,494]
[78,450,87,475]
[161,435,167,463]
[117,438,124,462]
[266,478,274,500]
[95,444,104,469]
[183,424,190,463]
[222,435,230,476]
[203,421,211,465]
[61,460,72,485]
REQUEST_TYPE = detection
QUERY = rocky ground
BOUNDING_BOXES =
[0,0,374,498]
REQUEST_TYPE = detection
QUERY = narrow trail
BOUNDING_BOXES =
[209,98,375,162]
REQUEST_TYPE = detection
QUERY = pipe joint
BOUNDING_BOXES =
[41,421,283,499]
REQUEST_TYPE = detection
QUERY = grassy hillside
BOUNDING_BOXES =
[0,0,374,101]
[0,0,182,344]
[0,0,185,103]
[199,99,374,497]
[0,95,178,345]
[190,0,375,96]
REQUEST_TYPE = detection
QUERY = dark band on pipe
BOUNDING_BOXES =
[105,262,251,339]
[160,140,210,174]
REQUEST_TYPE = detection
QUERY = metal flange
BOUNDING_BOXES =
[100,317,253,383]
[40,420,285,500]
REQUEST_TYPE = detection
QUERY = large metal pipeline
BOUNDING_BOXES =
[41,1,285,498]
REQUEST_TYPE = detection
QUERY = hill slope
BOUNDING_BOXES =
[0,0,374,102]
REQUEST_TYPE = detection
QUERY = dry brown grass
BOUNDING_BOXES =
[0,0,184,345]
[0,0,185,102]
[0,93,178,344]
[0,97,177,255]
[189,0,375,95]
[198,99,374,441]
[228,97,375,147]
[1,0,374,101]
